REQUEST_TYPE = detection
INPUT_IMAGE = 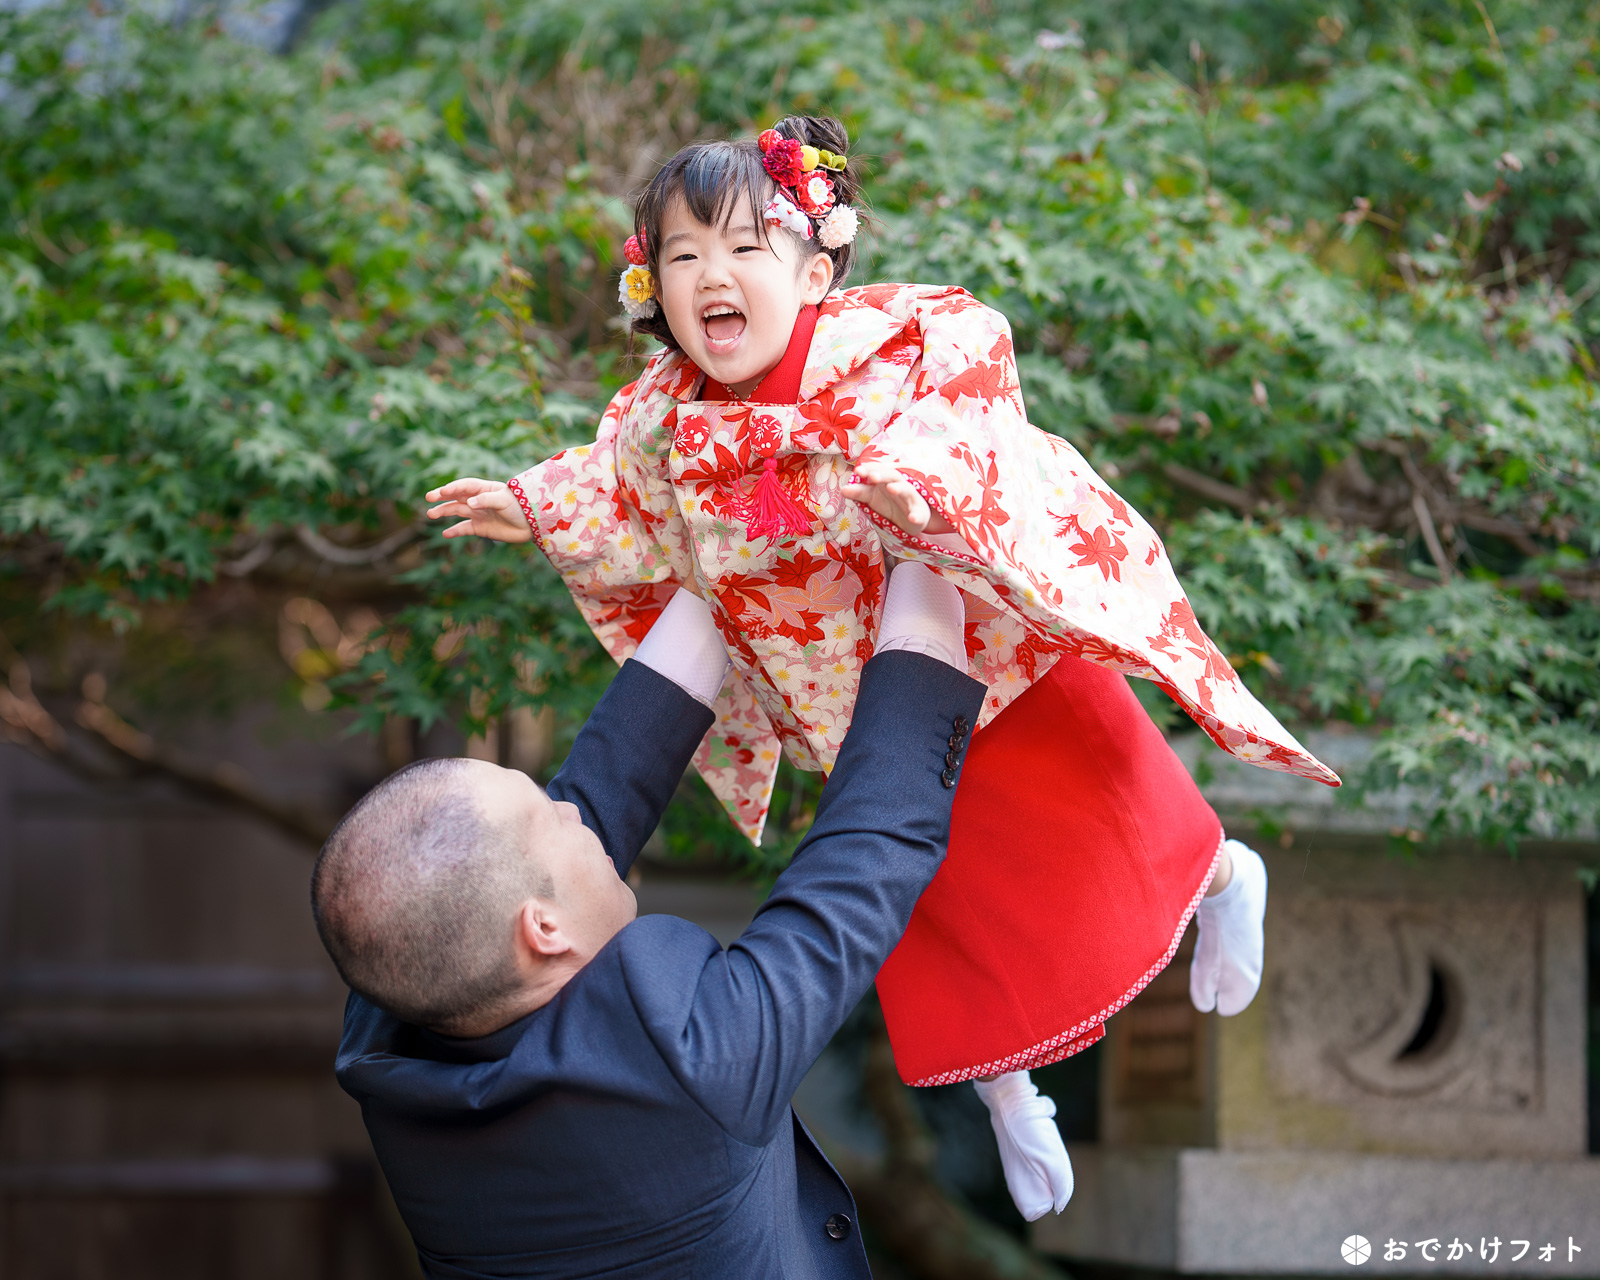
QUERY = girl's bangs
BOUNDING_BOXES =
[665,142,772,236]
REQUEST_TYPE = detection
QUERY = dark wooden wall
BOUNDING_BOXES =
[0,735,419,1279]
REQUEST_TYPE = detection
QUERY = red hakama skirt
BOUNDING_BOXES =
[875,650,1223,1086]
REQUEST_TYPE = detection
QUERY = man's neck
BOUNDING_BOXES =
[439,953,586,1039]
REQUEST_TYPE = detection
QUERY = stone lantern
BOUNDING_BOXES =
[1035,734,1598,1275]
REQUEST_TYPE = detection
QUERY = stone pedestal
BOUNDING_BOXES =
[1038,1146,1600,1274]
[1035,846,1597,1273]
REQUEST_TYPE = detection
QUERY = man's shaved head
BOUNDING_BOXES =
[312,758,550,1034]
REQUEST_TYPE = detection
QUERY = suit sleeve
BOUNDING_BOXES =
[545,659,713,878]
[623,649,985,1145]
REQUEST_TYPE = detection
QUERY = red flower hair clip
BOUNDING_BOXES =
[756,126,855,244]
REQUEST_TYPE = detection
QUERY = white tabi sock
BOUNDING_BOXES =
[972,1070,1074,1221]
[1189,838,1268,1017]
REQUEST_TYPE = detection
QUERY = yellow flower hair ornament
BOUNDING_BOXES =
[619,233,657,320]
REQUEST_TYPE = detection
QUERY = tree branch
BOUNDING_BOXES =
[1409,489,1454,583]
[1162,462,1269,515]
[0,665,126,785]
[1453,511,1544,558]
[220,534,282,577]
[0,643,331,850]
[75,694,331,847]
[295,523,422,567]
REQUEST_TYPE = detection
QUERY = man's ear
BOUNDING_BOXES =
[515,898,573,959]
[799,249,834,305]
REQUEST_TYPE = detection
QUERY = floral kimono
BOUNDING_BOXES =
[511,282,1336,1083]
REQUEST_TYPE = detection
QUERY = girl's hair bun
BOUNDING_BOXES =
[771,115,865,210]
[626,115,868,351]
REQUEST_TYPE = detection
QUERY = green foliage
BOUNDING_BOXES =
[0,0,1595,853]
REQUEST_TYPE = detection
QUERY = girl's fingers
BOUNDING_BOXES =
[843,467,947,535]
[441,519,480,538]
[427,501,471,521]
[425,477,498,503]
[851,461,901,486]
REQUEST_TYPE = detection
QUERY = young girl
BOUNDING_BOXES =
[427,116,1337,1221]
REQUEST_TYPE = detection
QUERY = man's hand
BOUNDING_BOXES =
[425,478,533,543]
[842,460,953,536]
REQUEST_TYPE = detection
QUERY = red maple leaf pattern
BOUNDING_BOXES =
[795,390,864,452]
[1068,523,1129,581]
[510,283,1339,841]
[937,360,1014,408]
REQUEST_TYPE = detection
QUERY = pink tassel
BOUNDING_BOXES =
[736,457,812,542]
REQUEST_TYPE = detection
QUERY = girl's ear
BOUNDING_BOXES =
[799,249,834,304]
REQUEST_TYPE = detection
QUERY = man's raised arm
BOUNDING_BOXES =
[624,564,985,1142]
[546,589,729,877]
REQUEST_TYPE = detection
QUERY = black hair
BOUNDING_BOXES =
[629,115,866,350]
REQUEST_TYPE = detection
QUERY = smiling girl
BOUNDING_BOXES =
[426,116,1337,1221]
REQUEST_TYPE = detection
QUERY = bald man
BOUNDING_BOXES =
[314,562,983,1280]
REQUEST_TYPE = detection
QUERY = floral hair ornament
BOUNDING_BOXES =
[817,205,859,249]
[763,192,813,240]
[756,125,857,245]
[618,230,657,319]
[758,129,848,176]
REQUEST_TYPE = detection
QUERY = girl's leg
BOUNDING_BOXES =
[1189,838,1268,1016]
[972,1070,1074,1220]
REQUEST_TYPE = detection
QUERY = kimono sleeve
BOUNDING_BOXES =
[853,293,1339,789]
[507,377,688,663]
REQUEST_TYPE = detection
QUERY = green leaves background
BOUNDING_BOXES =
[1,0,1595,850]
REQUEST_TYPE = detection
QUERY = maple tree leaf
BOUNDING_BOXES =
[878,321,923,366]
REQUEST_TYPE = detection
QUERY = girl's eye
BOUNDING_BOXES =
[670,252,696,263]
[733,244,763,254]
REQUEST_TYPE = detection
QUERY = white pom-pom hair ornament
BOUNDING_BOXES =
[618,264,658,319]
[817,204,859,249]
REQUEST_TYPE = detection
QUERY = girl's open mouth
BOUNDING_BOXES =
[701,305,747,353]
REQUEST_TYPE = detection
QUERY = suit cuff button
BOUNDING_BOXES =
[825,1213,853,1241]
[941,767,957,788]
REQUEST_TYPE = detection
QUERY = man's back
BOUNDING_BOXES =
[335,626,983,1278]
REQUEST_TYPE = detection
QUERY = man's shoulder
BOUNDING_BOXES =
[610,913,731,1045]
[613,912,724,978]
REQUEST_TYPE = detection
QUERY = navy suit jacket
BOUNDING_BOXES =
[336,651,985,1279]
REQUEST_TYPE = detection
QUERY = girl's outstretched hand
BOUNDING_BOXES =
[425,478,533,543]
[842,460,954,536]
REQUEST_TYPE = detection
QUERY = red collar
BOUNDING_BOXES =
[700,304,819,404]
